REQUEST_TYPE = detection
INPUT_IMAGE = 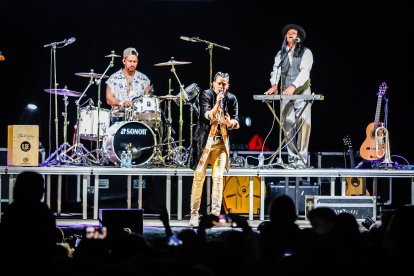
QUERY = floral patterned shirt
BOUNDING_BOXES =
[106,68,150,112]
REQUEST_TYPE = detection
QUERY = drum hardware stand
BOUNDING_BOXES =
[159,140,186,167]
[169,58,187,166]
[162,79,176,165]
[43,37,75,164]
[66,72,98,166]
[93,51,117,164]
[182,102,198,167]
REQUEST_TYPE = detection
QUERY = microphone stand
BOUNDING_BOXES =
[42,39,71,165]
[268,43,296,169]
[185,37,230,88]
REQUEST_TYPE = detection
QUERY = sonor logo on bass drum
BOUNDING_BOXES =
[120,128,148,135]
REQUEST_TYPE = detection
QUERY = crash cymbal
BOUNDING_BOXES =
[105,51,121,58]
[75,72,109,79]
[159,95,180,100]
[154,59,192,67]
[43,88,82,97]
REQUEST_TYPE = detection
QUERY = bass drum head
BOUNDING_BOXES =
[103,121,156,167]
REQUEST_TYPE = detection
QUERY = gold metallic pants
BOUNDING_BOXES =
[190,139,227,216]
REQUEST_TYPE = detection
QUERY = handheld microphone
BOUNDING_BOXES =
[180,36,197,42]
[219,89,224,108]
[294,37,301,43]
[64,37,76,47]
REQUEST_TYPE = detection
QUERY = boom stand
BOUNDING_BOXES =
[43,42,69,166]
[187,37,230,88]
[41,41,72,166]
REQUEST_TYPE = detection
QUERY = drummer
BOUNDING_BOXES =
[106,47,152,123]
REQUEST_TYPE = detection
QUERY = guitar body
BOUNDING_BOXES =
[360,122,385,161]
[343,135,370,196]
[345,176,370,196]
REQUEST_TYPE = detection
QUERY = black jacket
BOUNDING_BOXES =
[189,88,239,170]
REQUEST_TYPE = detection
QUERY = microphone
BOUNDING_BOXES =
[219,89,224,108]
[63,37,76,47]
[294,37,301,43]
[43,37,76,48]
[180,36,197,42]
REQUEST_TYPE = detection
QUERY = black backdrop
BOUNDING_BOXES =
[1,0,412,165]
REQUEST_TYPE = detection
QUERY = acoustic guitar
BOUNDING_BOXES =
[359,82,388,161]
[0,53,5,61]
[343,135,370,196]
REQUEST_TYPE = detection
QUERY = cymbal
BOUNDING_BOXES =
[154,60,192,66]
[74,72,109,79]
[105,52,121,58]
[43,88,82,97]
[159,95,180,100]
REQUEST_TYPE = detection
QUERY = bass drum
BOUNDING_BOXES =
[102,121,156,167]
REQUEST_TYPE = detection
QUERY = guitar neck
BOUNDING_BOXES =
[373,94,383,129]
[349,147,356,168]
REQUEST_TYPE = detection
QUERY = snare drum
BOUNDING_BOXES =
[79,107,110,140]
[102,121,156,166]
[131,95,161,121]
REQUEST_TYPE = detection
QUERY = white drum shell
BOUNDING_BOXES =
[79,108,110,140]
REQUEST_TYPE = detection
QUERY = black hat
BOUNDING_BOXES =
[282,24,306,42]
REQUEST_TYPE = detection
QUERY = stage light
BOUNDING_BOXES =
[26,103,38,110]
[239,116,252,127]
[20,103,40,125]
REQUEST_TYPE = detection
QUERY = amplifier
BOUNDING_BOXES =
[305,195,377,221]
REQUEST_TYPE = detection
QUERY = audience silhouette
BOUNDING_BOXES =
[1,171,413,275]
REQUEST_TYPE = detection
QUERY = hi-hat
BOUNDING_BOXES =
[159,95,180,100]
[75,72,109,79]
[154,59,192,67]
[105,51,121,58]
[43,88,82,97]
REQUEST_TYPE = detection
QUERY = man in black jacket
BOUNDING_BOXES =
[188,72,239,227]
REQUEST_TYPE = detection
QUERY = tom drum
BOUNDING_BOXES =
[130,95,161,122]
[79,107,110,140]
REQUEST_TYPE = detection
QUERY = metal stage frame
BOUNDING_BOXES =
[1,166,414,221]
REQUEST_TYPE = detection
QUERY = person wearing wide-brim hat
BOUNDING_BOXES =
[264,23,314,170]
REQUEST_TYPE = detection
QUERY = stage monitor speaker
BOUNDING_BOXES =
[99,208,143,235]
[270,185,320,214]
[7,125,39,166]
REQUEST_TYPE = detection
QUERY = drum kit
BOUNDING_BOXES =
[42,52,200,168]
